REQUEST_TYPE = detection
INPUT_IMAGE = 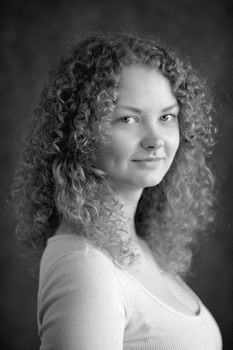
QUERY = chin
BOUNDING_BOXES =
[131,165,169,189]
[133,176,164,189]
[143,180,163,188]
[142,172,166,187]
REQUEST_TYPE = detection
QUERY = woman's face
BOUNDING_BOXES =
[95,64,180,194]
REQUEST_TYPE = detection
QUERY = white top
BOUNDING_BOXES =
[37,234,222,350]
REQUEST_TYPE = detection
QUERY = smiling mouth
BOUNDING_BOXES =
[131,158,164,169]
[132,158,164,162]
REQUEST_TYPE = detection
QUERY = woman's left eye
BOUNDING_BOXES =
[160,114,177,122]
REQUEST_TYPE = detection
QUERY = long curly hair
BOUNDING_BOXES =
[12,31,217,276]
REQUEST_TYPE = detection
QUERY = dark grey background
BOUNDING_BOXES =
[1,0,232,349]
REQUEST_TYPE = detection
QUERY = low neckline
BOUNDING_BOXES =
[123,268,201,318]
[123,241,201,318]
[49,233,201,318]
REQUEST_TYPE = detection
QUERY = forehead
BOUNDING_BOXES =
[117,64,177,111]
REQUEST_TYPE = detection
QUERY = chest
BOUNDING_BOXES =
[126,247,200,316]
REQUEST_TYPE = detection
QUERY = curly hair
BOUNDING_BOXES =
[12,31,217,276]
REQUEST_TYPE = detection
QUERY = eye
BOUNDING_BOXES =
[119,116,138,124]
[160,114,177,122]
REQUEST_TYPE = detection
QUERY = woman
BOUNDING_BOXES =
[12,32,222,349]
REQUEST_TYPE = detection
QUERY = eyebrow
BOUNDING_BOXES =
[161,103,179,112]
[117,103,179,113]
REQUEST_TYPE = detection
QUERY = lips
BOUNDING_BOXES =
[132,157,164,162]
[131,157,165,169]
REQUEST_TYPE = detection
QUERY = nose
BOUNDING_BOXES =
[141,136,165,151]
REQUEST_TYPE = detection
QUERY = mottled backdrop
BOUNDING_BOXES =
[1,0,232,349]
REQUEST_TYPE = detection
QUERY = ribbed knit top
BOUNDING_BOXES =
[38,234,222,350]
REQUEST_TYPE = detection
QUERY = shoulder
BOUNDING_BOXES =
[40,232,116,278]
[38,232,129,349]
[39,232,126,301]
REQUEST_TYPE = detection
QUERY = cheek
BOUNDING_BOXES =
[173,127,180,148]
[174,133,180,152]
[167,130,180,156]
[96,138,129,170]
[109,133,135,160]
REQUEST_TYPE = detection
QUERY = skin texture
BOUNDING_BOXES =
[96,64,180,202]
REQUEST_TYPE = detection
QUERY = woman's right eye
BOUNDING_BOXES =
[118,116,138,124]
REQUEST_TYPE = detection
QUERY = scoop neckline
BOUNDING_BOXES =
[123,269,201,319]
[48,233,79,243]
[47,233,201,318]
[123,240,201,318]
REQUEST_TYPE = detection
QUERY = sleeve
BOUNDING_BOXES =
[38,250,127,350]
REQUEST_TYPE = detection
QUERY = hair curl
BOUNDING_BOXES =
[12,31,217,276]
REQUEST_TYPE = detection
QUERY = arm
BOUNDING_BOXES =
[38,250,127,350]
